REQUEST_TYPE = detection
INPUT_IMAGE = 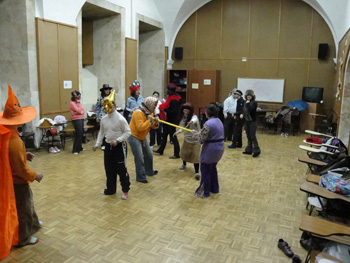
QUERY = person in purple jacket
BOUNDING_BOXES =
[192,104,225,198]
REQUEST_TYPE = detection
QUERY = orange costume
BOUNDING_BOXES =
[0,84,41,259]
[0,125,18,260]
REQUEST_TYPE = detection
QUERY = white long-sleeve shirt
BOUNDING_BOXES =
[223,96,237,117]
[95,111,131,147]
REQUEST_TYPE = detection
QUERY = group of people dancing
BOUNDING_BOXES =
[0,81,261,258]
[89,81,261,203]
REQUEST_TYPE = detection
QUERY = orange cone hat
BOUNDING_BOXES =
[0,84,37,125]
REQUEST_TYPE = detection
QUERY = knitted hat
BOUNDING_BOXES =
[129,80,141,93]
[0,84,37,125]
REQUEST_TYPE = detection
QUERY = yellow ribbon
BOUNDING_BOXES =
[151,117,192,132]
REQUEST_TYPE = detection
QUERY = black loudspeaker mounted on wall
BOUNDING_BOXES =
[318,43,328,59]
[174,47,183,60]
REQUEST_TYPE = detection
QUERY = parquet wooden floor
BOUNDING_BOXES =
[4,131,309,263]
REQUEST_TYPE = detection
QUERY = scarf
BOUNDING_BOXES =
[139,96,158,115]
[159,95,181,120]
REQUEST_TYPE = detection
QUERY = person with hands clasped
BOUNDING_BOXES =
[0,84,43,249]
[93,90,131,199]
[128,96,159,183]
[241,89,261,157]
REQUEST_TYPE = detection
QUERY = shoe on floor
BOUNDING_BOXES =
[169,155,180,159]
[49,147,57,154]
[227,145,236,149]
[29,237,39,245]
[153,170,158,175]
[101,190,115,195]
[122,192,128,200]
[292,254,302,263]
[179,164,186,170]
[137,180,148,183]
[278,239,294,257]
[242,151,251,155]
[252,152,260,157]
[153,149,163,155]
[54,146,60,152]
[195,173,200,180]
[73,152,79,155]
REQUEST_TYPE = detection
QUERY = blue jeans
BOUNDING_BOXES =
[128,135,153,182]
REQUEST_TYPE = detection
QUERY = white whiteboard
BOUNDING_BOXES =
[237,78,284,103]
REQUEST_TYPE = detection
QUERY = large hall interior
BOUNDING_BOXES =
[1,0,350,262]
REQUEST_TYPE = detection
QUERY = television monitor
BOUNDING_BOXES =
[302,87,324,103]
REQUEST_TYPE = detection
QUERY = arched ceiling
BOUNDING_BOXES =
[153,0,349,61]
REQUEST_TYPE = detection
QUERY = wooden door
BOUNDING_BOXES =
[187,70,220,116]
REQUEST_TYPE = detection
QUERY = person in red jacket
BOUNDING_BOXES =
[153,84,181,158]
[69,90,85,154]
[0,84,43,254]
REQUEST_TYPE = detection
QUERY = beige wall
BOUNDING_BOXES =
[84,15,124,107]
[138,29,165,98]
[172,0,336,110]
[0,0,41,145]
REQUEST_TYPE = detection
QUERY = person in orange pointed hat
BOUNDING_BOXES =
[0,84,43,252]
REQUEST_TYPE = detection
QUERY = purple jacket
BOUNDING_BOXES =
[200,118,225,163]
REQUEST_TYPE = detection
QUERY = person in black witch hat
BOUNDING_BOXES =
[95,84,113,122]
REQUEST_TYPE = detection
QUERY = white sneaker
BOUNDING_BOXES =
[195,173,200,180]
[280,133,285,137]
[49,147,57,154]
[54,146,60,152]
[284,133,289,137]
[73,152,79,155]
[179,164,186,170]
[122,192,128,200]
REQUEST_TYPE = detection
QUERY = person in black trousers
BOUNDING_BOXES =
[241,89,261,157]
[228,90,245,149]
[93,91,131,199]
[154,84,181,159]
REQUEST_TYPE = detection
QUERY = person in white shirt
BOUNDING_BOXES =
[93,91,131,199]
[223,90,237,141]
